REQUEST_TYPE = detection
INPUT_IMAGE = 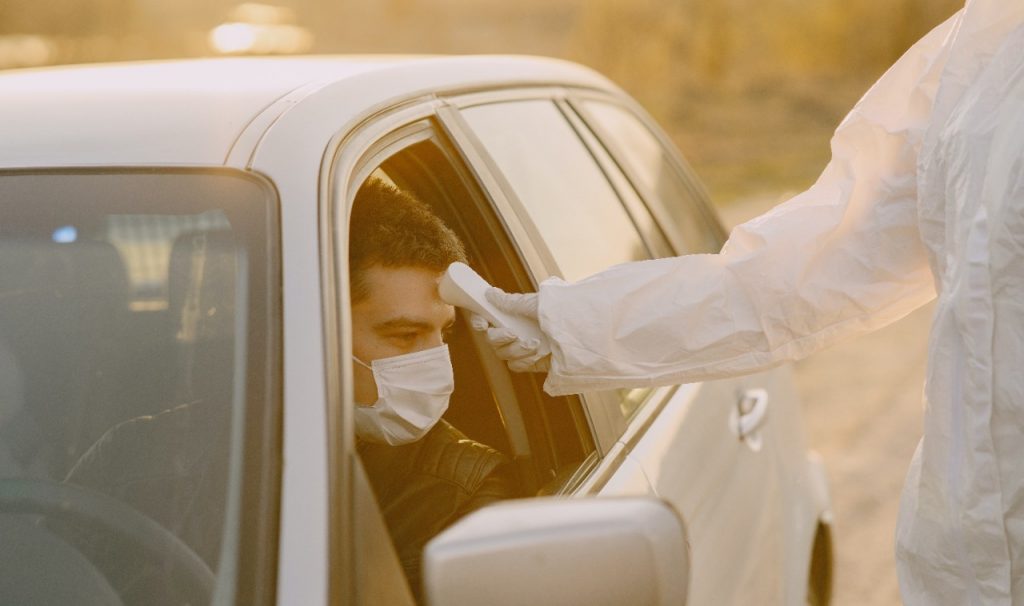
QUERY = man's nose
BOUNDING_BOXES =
[426,330,445,348]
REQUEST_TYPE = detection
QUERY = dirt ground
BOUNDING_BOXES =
[719,196,933,606]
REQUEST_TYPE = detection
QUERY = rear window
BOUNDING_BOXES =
[0,170,280,605]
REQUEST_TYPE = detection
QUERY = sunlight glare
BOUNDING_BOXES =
[210,23,259,54]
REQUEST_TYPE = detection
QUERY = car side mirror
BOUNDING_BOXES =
[422,496,690,606]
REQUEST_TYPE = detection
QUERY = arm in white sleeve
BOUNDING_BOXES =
[537,12,962,396]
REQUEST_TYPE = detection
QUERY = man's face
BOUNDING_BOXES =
[350,264,456,405]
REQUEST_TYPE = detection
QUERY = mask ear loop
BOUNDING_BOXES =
[352,356,373,370]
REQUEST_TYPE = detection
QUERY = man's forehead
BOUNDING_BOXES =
[354,265,455,326]
[372,315,454,331]
[361,264,442,292]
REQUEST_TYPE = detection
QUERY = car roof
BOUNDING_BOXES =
[0,55,615,168]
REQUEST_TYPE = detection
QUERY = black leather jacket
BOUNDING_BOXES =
[358,419,519,601]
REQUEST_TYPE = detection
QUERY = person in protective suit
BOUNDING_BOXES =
[472,2,1024,604]
[349,178,519,601]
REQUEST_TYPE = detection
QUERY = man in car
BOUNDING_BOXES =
[348,177,519,600]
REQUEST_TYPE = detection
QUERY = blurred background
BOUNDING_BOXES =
[0,1,961,603]
[0,0,961,205]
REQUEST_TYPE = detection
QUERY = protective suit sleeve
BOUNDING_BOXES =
[537,13,961,396]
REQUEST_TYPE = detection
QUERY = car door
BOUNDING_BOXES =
[322,101,605,604]
[260,75,611,603]
[442,90,794,604]
[573,96,821,604]
[573,92,827,601]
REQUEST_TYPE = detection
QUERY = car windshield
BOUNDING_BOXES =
[0,170,278,605]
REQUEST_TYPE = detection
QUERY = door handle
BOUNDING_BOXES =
[729,388,769,451]
[737,388,769,436]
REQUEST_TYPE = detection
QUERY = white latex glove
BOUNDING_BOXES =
[468,288,551,373]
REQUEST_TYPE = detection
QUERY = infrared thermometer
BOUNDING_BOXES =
[439,262,544,342]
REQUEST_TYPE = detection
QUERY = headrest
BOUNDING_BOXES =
[166,230,242,343]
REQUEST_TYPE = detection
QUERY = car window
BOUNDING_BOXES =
[348,133,595,477]
[0,170,280,606]
[342,130,597,601]
[577,99,724,254]
[461,99,668,432]
[460,99,652,282]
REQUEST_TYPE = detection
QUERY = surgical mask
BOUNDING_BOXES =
[352,344,454,445]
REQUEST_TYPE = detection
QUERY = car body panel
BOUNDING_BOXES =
[611,370,812,604]
[0,56,615,169]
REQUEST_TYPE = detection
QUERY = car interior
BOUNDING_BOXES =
[0,174,276,605]
[360,134,597,499]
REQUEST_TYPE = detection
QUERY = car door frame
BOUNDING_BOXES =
[319,93,608,601]
[321,96,445,606]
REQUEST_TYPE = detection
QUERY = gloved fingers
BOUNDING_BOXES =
[508,353,552,374]
[469,316,524,349]
[469,312,490,333]
[493,336,541,360]
[486,287,539,319]
[507,358,534,373]
[469,294,551,374]
[485,325,521,347]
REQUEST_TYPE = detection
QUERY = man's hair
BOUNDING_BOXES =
[349,178,467,302]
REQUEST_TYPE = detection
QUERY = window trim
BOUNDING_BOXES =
[347,121,436,202]
[446,86,576,110]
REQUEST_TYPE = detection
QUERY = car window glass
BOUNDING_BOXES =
[0,171,278,606]
[107,212,230,308]
[461,100,651,282]
[461,100,669,433]
[579,100,722,254]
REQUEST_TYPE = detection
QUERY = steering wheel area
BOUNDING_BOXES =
[0,478,215,604]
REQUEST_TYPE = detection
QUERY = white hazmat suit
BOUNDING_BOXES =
[482,2,1024,603]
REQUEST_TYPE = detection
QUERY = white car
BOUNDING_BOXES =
[0,56,832,606]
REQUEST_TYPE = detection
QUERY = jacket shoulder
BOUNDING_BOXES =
[416,420,509,493]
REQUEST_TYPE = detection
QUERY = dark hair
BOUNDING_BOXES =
[348,178,467,302]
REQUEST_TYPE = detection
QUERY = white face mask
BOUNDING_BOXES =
[352,343,454,445]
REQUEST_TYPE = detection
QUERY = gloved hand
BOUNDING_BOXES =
[468,288,552,373]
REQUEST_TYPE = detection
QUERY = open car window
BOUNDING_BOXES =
[367,134,595,478]
[342,123,600,599]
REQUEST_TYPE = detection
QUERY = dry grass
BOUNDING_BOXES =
[562,0,961,204]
